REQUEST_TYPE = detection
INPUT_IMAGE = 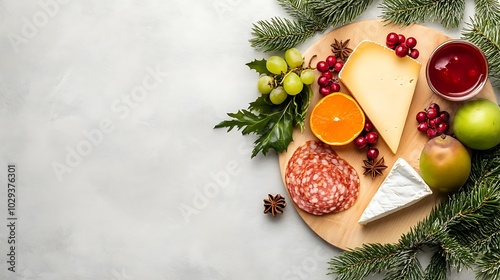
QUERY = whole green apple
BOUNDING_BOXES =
[419,135,471,194]
[453,98,500,150]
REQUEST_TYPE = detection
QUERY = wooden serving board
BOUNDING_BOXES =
[278,20,497,250]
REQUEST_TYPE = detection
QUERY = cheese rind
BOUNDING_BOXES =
[339,40,421,154]
[358,158,432,225]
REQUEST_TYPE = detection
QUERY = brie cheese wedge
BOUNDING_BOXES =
[358,158,432,225]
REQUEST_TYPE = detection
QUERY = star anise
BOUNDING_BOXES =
[362,157,388,178]
[331,39,353,61]
[263,194,286,217]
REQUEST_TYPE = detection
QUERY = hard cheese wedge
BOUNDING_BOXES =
[339,40,421,154]
[358,158,432,225]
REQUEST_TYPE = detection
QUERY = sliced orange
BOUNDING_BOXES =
[310,92,365,145]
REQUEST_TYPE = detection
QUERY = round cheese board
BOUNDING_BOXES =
[278,20,498,250]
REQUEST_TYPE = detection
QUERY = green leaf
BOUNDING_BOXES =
[214,86,311,158]
[246,59,271,75]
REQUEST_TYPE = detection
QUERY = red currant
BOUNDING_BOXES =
[426,108,438,119]
[354,136,367,149]
[367,147,379,160]
[395,44,408,57]
[437,122,449,134]
[325,55,337,68]
[319,86,331,96]
[322,71,333,79]
[439,111,450,122]
[417,122,428,132]
[397,34,406,44]
[364,121,374,132]
[426,128,437,139]
[409,48,419,59]
[318,76,330,87]
[316,61,329,73]
[416,111,427,123]
[330,82,341,93]
[386,32,399,46]
[333,61,344,72]
[365,131,379,145]
[405,37,417,48]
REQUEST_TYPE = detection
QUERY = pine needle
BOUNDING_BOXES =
[249,17,316,52]
[461,1,500,89]
[308,0,373,28]
[379,0,466,28]
[277,0,327,30]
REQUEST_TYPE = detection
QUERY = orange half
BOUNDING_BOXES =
[310,92,365,145]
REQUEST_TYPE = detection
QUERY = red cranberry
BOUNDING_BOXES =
[319,86,331,96]
[316,61,329,73]
[395,44,408,57]
[333,61,344,72]
[325,55,337,68]
[354,136,367,149]
[330,82,341,92]
[364,121,374,132]
[416,111,427,123]
[426,108,438,119]
[367,147,379,160]
[428,103,440,112]
[365,131,379,145]
[437,122,449,134]
[322,71,333,79]
[426,128,437,139]
[405,37,417,48]
[409,48,419,59]
[397,34,406,44]
[386,32,399,46]
[417,122,428,132]
[318,76,330,87]
[439,111,450,122]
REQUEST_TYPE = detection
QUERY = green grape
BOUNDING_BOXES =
[266,56,287,75]
[257,75,274,94]
[300,69,315,85]
[283,72,303,95]
[285,48,303,69]
[269,86,287,105]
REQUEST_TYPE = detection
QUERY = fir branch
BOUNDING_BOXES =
[461,13,500,88]
[380,0,465,28]
[476,251,500,280]
[308,0,373,28]
[327,243,403,280]
[249,17,316,52]
[474,0,500,21]
[276,0,327,31]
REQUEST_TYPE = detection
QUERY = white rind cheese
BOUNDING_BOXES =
[358,158,432,225]
[339,40,421,154]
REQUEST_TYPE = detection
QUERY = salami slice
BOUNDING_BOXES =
[285,140,360,215]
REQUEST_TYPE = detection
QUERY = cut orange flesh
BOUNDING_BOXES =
[310,92,365,145]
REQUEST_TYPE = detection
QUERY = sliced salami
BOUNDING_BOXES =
[285,140,360,215]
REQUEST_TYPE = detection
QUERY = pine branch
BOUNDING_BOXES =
[308,0,373,28]
[249,17,316,52]
[380,0,466,28]
[461,4,500,89]
[277,0,327,31]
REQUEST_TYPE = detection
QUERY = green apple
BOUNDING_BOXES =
[419,135,471,194]
[453,98,500,150]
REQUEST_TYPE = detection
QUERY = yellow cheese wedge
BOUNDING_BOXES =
[339,40,421,154]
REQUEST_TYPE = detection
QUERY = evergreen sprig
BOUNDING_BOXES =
[379,0,466,28]
[461,0,500,88]
[328,145,500,279]
[249,17,317,52]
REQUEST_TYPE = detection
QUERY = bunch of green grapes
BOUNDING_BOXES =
[257,48,315,105]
